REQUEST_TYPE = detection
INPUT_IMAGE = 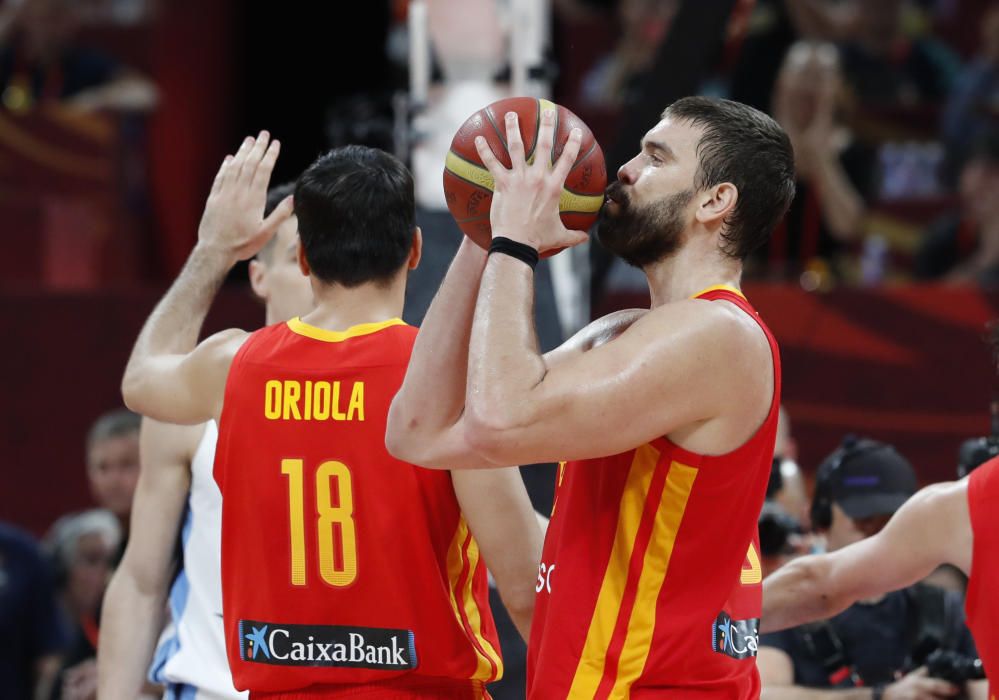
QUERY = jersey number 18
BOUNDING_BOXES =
[281,459,358,587]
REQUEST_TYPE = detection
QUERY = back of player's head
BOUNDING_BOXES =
[662,96,796,261]
[294,146,415,287]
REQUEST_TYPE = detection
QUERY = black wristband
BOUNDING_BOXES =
[489,236,540,270]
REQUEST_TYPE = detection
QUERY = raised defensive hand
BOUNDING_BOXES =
[197,131,293,264]
[473,108,589,254]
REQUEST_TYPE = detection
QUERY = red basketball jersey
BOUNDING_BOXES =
[966,455,999,700]
[527,287,780,699]
[215,318,501,698]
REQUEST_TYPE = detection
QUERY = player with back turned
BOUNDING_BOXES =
[120,133,543,699]
[388,97,796,698]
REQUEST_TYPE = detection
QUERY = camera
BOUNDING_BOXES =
[924,649,986,685]
[758,501,802,557]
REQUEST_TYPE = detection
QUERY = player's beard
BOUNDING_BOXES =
[597,181,694,268]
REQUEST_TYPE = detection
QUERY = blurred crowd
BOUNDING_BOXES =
[558,0,999,292]
[1,409,138,699]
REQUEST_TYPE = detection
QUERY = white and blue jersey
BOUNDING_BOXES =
[149,421,246,700]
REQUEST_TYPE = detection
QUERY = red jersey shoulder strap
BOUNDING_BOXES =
[968,456,999,531]
[690,283,782,416]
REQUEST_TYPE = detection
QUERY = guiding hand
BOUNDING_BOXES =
[197,131,293,265]
[473,108,589,255]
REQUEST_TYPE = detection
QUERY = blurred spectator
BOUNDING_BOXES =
[44,510,120,700]
[837,0,959,108]
[0,522,67,700]
[730,0,855,112]
[759,407,811,579]
[758,437,982,698]
[914,130,999,285]
[943,5,999,178]
[773,405,809,525]
[0,0,157,113]
[756,40,875,279]
[85,409,140,556]
[578,0,680,107]
[923,564,969,598]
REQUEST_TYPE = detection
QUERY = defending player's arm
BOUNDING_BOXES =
[385,237,490,467]
[97,419,200,698]
[122,132,292,425]
[451,469,544,641]
[760,482,970,634]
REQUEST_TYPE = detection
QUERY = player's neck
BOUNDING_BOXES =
[644,237,742,307]
[300,276,406,331]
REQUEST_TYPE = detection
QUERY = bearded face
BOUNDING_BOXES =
[596,181,694,268]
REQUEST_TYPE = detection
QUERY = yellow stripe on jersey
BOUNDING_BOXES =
[550,461,567,518]
[608,460,699,698]
[690,284,746,300]
[567,443,662,698]
[286,317,406,343]
[461,535,504,681]
[445,518,503,682]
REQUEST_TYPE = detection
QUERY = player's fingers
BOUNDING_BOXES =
[534,107,557,170]
[553,127,583,184]
[260,195,294,236]
[474,135,506,180]
[241,130,270,183]
[250,139,281,197]
[210,155,234,197]
[230,135,256,182]
[505,111,526,170]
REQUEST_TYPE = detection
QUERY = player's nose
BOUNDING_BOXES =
[617,157,639,185]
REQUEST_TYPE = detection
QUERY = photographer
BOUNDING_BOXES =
[758,437,987,699]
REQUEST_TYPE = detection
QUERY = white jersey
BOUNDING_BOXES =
[149,421,246,699]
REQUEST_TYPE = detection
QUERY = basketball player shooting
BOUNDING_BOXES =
[119,133,543,698]
[388,97,796,698]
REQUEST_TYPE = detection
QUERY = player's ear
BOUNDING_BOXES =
[248,259,268,300]
[695,182,738,228]
[297,244,311,277]
[408,226,422,271]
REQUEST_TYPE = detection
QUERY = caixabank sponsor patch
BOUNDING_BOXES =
[240,620,417,670]
[711,611,759,661]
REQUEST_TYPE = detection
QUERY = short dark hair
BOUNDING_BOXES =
[294,146,415,287]
[256,182,297,264]
[663,96,796,260]
[86,408,140,455]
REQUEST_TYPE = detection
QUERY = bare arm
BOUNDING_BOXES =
[97,419,201,697]
[65,70,159,112]
[761,482,970,634]
[122,131,292,424]
[811,152,866,242]
[452,469,544,641]
[386,238,491,468]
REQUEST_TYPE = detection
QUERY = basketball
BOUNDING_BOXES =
[443,96,607,254]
